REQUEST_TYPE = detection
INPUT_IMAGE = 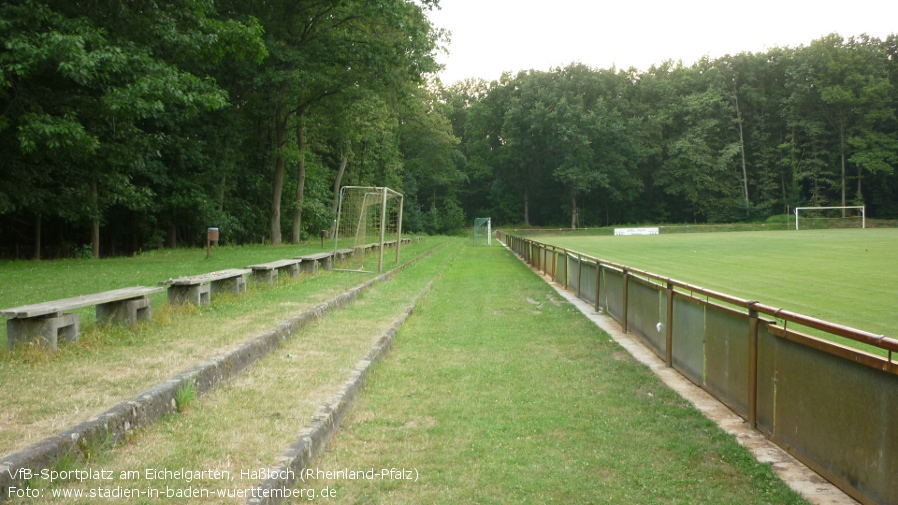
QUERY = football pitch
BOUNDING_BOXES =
[537,228,898,344]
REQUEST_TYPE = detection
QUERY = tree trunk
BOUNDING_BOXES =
[781,175,787,215]
[218,176,226,213]
[331,153,349,216]
[523,187,530,226]
[90,179,100,259]
[733,85,749,213]
[291,113,307,243]
[840,120,846,217]
[270,105,287,244]
[33,213,41,260]
[167,224,177,249]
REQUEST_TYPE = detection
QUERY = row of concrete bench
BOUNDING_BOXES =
[1,240,414,350]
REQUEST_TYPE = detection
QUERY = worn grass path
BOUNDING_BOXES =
[297,242,808,504]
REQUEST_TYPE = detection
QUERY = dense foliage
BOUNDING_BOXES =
[1,0,454,258]
[449,34,898,227]
[1,1,896,257]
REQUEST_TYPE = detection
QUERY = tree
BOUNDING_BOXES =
[0,0,265,256]
[399,82,466,233]
[786,34,897,213]
[244,0,443,243]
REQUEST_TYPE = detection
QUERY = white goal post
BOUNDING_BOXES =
[793,206,865,230]
[333,186,403,273]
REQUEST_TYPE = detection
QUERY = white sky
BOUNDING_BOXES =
[427,0,898,84]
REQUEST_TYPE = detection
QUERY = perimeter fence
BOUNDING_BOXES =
[498,230,898,505]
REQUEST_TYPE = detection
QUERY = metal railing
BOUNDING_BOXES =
[498,230,898,505]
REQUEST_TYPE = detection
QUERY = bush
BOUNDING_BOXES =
[765,213,792,224]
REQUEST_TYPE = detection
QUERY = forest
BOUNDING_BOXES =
[2,0,897,258]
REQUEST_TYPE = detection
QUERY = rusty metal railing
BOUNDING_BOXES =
[497,230,898,505]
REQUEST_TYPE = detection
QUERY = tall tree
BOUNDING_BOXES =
[245,0,443,243]
[0,0,265,256]
[786,34,897,212]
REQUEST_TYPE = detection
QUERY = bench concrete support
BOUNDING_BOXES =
[3,286,163,349]
[248,260,301,285]
[167,283,211,306]
[297,253,334,274]
[299,259,319,275]
[334,249,354,264]
[251,263,299,284]
[7,313,79,350]
[253,269,278,284]
[162,269,249,306]
[211,275,246,295]
[96,297,152,327]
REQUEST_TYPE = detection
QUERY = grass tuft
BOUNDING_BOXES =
[77,429,112,464]
[50,446,79,476]
[175,382,197,413]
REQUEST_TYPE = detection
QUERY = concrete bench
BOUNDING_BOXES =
[294,252,335,275]
[246,259,302,284]
[333,248,355,263]
[160,268,251,305]
[2,286,163,350]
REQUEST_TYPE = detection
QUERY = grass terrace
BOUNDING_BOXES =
[0,239,439,454]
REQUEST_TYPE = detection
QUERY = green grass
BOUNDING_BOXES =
[31,239,462,504]
[0,242,349,345]
[538,228,898,347]
[0,239,440,455]
[512,217,898,236]
[294,243,807,504]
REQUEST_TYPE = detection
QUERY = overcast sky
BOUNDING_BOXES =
[426,0,898,84]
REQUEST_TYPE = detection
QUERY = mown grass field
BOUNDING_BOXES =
[537,228,898,344]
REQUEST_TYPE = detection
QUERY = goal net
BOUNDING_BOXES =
[473,218,491,246]
[333,186,403,272]
[793,206,866,230]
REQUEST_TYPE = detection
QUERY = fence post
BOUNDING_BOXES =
[547,247,552,280]
[622,269,629,333]
[577,255,583,300]
[666,282,674,367]
[552,248,558,281]
[748,304,759,429]
[563,251,569,290]
[594,262,602,312]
